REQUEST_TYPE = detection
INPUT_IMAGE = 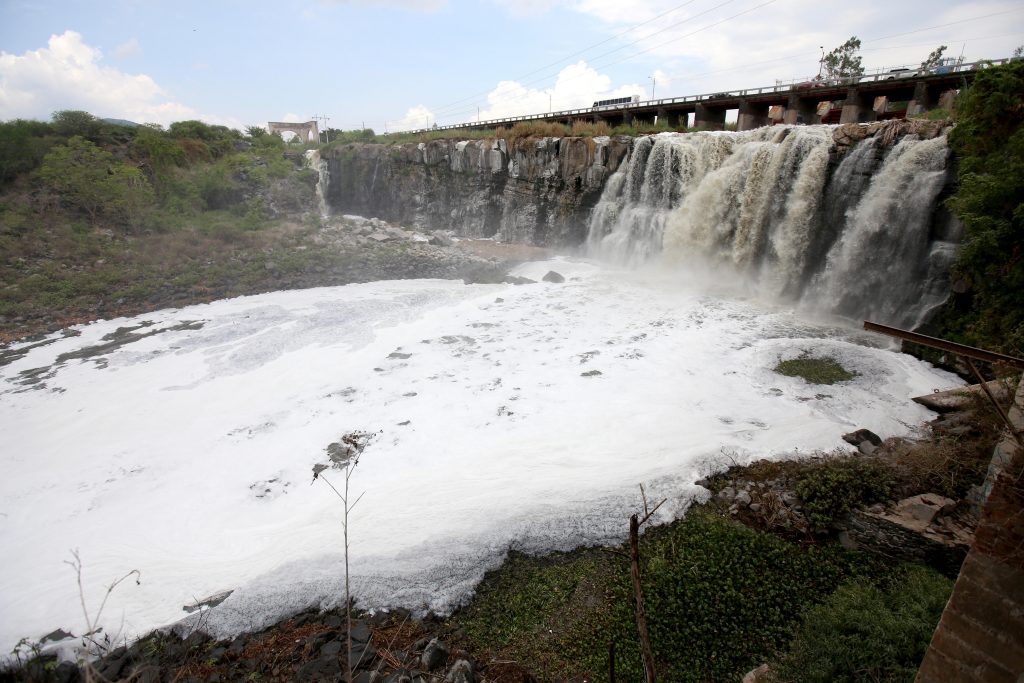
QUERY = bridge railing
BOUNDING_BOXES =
[402,58,1014,135]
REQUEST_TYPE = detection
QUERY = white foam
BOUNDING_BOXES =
[0,260,960,650]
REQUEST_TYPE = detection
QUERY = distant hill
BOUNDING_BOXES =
[101,117,141,127]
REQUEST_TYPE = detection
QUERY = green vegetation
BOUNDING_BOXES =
[0,110,325,332]
[451,508,938,682]
[934,60,1024,357]
[822,36,865,81]
[38,136,154,228]
[777,566,952,682]
[774,354,858,384]
[796,457,894,528]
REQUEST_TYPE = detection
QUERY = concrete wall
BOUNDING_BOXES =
[917,378,1024,682]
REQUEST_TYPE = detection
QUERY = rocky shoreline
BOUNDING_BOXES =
[0,214,550,345]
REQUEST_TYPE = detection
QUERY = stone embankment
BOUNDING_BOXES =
[320,136,631,246]
[319,119,952,249]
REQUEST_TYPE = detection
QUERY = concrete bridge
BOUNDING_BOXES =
[418,58,1017,134]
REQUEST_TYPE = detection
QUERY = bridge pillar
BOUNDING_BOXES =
[783,93,816,125]
[737,100,769,131]
[937,89,957,112]
[839,87,877,124]
[907,80,933,117]
[694,103,726,130]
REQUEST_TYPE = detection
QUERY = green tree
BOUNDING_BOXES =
[245,125,267,138]
[822,36,864,82]
[921,45,947,71]
[51,110,101,139]
[942,60,1024,355]
[38,136,154,227]
[0,119,55,184]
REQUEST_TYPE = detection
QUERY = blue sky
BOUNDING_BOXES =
[1,0,1022,132]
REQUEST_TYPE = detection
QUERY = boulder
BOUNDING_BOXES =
[887,493,956,532]
[421,638,450,671]
[445,659,475,683]
[842,428,882,447]
[542,270,565,283]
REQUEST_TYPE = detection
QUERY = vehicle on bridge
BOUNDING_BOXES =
[592,95,640,108]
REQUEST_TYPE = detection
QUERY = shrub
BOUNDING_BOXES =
[0,119,56,184]
[796,457,894,528]
[51,109,101,139]
[776,565,953,682]
[938,60,1024,356]
[37,136,155,227]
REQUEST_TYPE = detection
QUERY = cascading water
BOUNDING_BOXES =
[585,125,956,328]
[305,149,331,218]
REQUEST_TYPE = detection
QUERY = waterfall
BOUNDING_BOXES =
[584,125,956,328]
[807,134,952,328]
[305,149,331,218]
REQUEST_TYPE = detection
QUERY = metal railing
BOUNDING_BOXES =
[401,58,1014,135]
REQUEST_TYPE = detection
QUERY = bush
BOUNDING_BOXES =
[796,457,894,528]
[777,565,952,682]
[0,119,55,184]
[938,60,1024,356]
[37,136,155,227]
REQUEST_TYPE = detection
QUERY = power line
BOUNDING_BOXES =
[375,6,1024,132]
[419,0,707,119]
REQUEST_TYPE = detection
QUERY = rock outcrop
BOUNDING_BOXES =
[320,136,631,247]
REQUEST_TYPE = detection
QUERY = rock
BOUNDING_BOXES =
[781,491,800,507]
[421,638,450,671]
[384,671,413,683]
[429,233,454,247]
[502,275,536,285]
[717,486,736,502]
[369,232,396,243]
[735,490,752,507]
[350,620,372,644]
[886,493,956,532]
[742,663,772,682]
[40,628,74,643]
[296,655,343,681]
[580,370,602,377]
[542,270,565,283]
[445,659,475,683]
[842,428,882,447]
[351,642,378,668]
[53,661,80,683]
[858,441,878,455]
[838,530,858,550]
[749,502,762,513]
[321,640,343,657]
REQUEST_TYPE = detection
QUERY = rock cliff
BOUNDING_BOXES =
[319,136,631,247]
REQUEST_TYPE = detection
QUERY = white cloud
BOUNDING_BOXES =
[0,31,238,127]
[113,37,142,59]
[389,104,435,132]
[562,0,1024,96]
[474,61,643,122]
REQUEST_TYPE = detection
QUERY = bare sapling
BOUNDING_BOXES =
[312,431,375,683]
[64,549,141,682]
[630,484,666,683]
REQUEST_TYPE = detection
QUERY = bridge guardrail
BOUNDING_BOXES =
[404,58,1014,134]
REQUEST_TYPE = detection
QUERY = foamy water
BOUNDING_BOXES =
[0,258,960,652]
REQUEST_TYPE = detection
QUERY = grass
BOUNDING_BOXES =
[775,354,858,385]
[448,508,917,683]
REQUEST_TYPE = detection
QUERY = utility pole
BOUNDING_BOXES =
[549,92,552,114]
[817,46,825,79]
[649,76,656,100]
[311,114,331,143]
